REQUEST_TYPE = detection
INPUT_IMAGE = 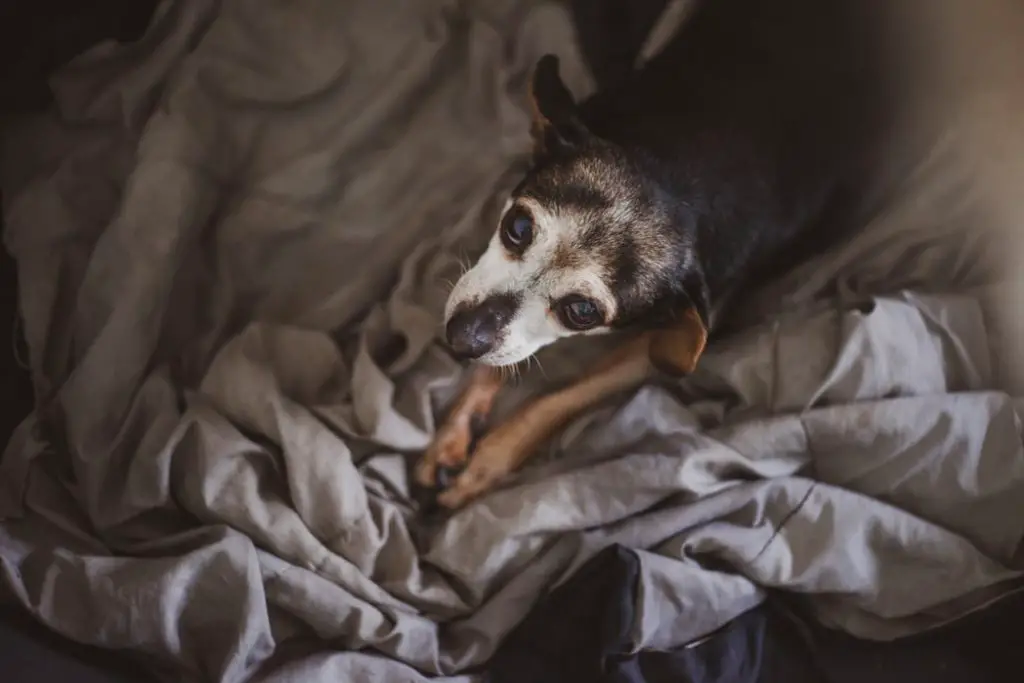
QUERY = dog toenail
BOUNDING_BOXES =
[435,464,465,489]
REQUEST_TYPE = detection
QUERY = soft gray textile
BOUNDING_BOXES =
[2,1,1023,682]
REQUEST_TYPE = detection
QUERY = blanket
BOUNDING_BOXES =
[2,1,1023,682]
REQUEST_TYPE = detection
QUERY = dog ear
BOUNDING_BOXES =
[529,54,590,157]
[647,271,711,377]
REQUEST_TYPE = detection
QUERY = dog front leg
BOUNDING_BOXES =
[415,365,506,489]
[436,335,655,509]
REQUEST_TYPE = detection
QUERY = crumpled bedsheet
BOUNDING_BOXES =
[1,1,1023,682]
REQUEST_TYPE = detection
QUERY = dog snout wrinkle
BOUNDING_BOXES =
[445,294,519,360]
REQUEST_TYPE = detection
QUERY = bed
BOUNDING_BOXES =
[1,1,1023,681]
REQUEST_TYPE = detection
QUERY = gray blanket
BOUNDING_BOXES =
[2,1,1023,682]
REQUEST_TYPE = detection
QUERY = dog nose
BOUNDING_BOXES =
[445,294,519,360]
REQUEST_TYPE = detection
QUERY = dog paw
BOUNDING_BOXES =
[415,413,486,490]
[435,425,525,509]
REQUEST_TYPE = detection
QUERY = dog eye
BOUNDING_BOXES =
[558,296,603,331]
[500,208,533,252]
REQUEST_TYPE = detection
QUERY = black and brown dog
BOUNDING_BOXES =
[418,0,901,508]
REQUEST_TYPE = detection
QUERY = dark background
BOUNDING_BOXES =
[2,2,1021,682]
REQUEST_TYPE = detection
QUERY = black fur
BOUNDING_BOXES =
[522,0,898,334]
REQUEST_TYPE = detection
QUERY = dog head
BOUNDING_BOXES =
[444,55,709,371]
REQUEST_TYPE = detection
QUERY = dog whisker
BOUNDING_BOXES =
[455,250,472,278]
[529,354,550,381]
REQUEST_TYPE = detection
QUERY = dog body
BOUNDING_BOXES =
[420,0,897,508]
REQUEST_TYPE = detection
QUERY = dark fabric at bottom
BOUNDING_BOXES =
[0,608,153,683]
[486,545,1024,683]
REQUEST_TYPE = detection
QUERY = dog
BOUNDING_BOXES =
[417,0,898,509]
